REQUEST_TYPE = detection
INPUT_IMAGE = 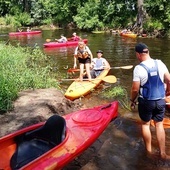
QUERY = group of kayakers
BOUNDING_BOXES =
[17,27,32,32]
[55,32,81,43]
[73,40,110,81]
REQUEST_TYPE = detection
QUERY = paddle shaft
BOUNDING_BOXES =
[61,75,117,83]
[67,65,133,73]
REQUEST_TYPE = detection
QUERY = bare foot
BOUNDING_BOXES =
[160,153,170,160]
[146,151,159,160]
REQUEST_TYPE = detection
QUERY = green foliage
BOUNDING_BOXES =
[0,17,6,25]
[15,12,32,26]
[4,15,20,27]
[0,44,60,113]
[1,0,170,31]
[102,86,131,110]
[73,1,104,31]
[145,0,170,29]
[143,17,164,32]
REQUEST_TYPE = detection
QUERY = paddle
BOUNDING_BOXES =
[67,65,133,73]
[46,37,72,43]
[46,39,52,42]
[110,65,133,69]
[61,75,117,83]
[151,118,170,129]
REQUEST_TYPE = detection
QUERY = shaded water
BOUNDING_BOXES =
[1,28,170,169]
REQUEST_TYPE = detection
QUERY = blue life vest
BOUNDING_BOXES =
[140,60,165,100]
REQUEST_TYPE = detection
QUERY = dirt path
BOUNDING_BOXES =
[0,88,81,137]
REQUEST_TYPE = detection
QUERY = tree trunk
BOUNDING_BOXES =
[136,0,145,28]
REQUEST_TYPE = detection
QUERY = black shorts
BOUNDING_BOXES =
[78,57,91,64]
[138,97,165,122]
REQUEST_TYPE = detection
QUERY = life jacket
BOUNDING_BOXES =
[140,60,165,100]
[93,58,105,70]
[76,46,89,59]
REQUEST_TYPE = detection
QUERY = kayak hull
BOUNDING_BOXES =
[0,101,118,170]
[120,33,137,38]
[9,31,41,36]
[43,39,88,48]
[65,69,110,100]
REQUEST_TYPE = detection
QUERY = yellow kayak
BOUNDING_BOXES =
[120,33,137,38]
[65,69,110,100]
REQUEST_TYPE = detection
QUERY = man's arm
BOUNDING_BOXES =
[130,81,140,102]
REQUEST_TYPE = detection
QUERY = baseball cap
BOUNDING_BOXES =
[96,50,103,54]
[73,32,76,35]
[135,43,148,53]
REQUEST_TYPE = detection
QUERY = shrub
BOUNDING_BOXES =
[0,44,60,113]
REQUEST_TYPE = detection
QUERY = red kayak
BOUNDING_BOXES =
[43,39,88,48]
[9,31,41,36]
[0,101,118,170]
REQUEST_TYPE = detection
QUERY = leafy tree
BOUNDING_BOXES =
[73,0,104,31]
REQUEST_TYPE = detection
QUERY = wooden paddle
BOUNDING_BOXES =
[111,65,133,69]
[46,39,52,42]
[151,118,170,128]
[61,75,117,83]
[67,65,133,73]
[46,37,72,43]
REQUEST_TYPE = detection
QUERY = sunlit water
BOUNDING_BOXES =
[1,28,170,169]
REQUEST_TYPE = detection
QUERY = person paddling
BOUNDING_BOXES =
[71,32,80,41]
[55,34,67,43]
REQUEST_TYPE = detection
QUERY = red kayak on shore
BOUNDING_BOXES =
[43,39,88,48]
[9,31,41,36]
[0,101,118,170]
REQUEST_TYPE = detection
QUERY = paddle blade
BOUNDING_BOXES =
[151,118,170,128]
[102,75,117,83]
[112,65,133,69]
[46,39,51,42]
[67,68,80,73]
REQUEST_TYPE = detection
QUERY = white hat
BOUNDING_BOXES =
[73,32,76,35]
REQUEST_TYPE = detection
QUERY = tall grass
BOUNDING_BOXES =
[102,86,131,110]
[0,44,60,113]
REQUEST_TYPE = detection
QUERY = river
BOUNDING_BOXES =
[1,28,170,169]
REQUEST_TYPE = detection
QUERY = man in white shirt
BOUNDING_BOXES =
[130,43,170,159]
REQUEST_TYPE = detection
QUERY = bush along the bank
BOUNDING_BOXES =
[0,44,60,113]
[102,86,131,110]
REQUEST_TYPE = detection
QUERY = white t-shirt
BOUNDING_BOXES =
[133,59,168,97]
[92,58,107,70]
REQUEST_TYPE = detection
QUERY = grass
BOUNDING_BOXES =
[0,44,60,113]
[102,86,131,110]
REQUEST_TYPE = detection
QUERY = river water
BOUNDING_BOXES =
[1,28,170,169]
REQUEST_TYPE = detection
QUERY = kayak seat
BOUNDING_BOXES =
[10,115,66,170]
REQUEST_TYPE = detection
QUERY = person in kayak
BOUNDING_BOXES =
[130,42,170,160]
[27,27,32,32]
[90,50,110,78]
[71,32,80,41]
[55,34,67,43]
[73,40,93,81]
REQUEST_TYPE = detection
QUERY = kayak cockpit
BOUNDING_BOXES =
[10,115,66,169]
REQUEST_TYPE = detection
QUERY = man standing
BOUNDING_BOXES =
[130,43,170,159]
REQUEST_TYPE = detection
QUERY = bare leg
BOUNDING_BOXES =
[141,121,152,153]
[79,63,84,81]
[155,121,170,159]
[85,63,91,81]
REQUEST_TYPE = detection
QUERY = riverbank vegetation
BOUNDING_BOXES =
[102,86,131,110]
[0,0,170,36]
[0,44,60,113]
